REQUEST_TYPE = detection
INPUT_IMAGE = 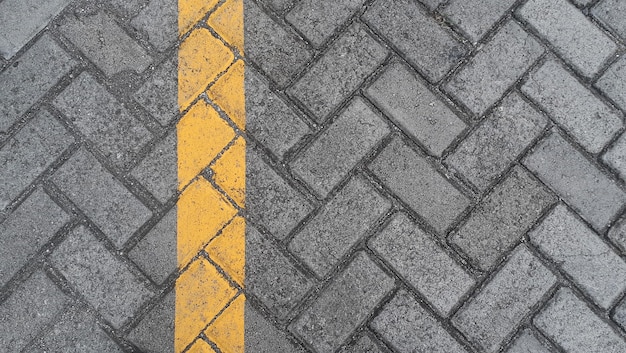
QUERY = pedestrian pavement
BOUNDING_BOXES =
[1,0,626,352]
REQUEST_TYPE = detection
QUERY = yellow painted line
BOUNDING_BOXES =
[176,0,245,352]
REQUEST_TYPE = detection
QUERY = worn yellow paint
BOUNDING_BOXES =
[207,0,244,52]
[205,294,246,353]
[207,60,245,129]
[186,340,218,353]
[212,136,246,207]
[205,216,246,285]
[179,0,220,36]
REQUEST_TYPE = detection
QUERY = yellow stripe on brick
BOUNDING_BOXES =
[177,0,245,352]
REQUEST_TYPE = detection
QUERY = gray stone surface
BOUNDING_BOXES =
[446,92,547,191]
[288,23,386,121]
[603,134,626,182]
[370,212,475,316]
[506,330,551,353]
[107,0,146,16]
[365,61,466,157]
[131,131,177,204]
[450,166,555,270]
[291,252,394,353]
[444,21,543,116]
[134,54,178,126]
[344,335,385,353]
[608,214,626,254]
[442,0,517,43]
[592,0,626,40]
[523,131,626,231]
[131,0,177,51]
[534,287,626,353]
[290,98,389,197]
[452,246,556,353]
[263,0,295,13]
[289,176,391,277]
[522,59,622,154]
[529,204,626,309]
[370,138,471,234]
[614,297,626,330]
[364,0,466,82]
[127,291,175,353]
[517,0,617,78]
[245,303,305,353]
[596,56,626,111]
[371,290,468,353]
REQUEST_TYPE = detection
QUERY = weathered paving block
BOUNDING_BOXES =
[522,59,622,154]
[127,291,174,353]
[442,0,517,43]
[444,21,543,116]
[289,176,391,277]
[51,225,154,328]
[452,246,556,353]
[592,0,626,40]
[0,110,74,209]
[506,330,551,353]
[371,290,468,353]
[365,61,467,157]
[370,212,475,316]
[245,303,305,353]
[290,97,389,197]
[363,0,466,82]
[59,10,152,76]
[370,138,471,234]
[608,214,626,254]
[291,252,394,352]
[53,148,152,248]
[523,131,626,231]
[517,0,617,78]
[0,35,75,133]
[131,131,177,204]
[534,287,626,353]
[0,188,69,287]
[0,271,68,353]
[288,23,386,121]
[596,56,626,111]
[263,0,295,13]
[134,54,178,127]
[54,72,153,169]
[107,0,145,16]
[246,225,314,318]
[446,92,547,191]
[131,0,177,52]
[344,335,384,353]
[450,166,555,270]
[0,0,72,59]
[529,204,626,309]
[614,297,626,330]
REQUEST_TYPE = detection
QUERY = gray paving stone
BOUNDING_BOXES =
[246,225,314,318]
[450,166,555,270]
[0,271,68,353]
[290,98,389,197]
[522,59,622,154]
[246,148,313,239]
[0,35,75,133]
[365,61,466,157]
[128,207,176,284]
[127,291,174,353]
[130,0,177,51]
[452,246,556,353]
[614,297,626,330]
[51,225,154,328]
[369,137,471,234]
[446,92,547,191]
[131,131,177,204]
[59,10,153,76]
[288,23,386,121]
[529,204,626,309]
[420,0,446,10]
[245,303,305,353]
[442,0,517,43]
[134,54,178,126]
[517,0,617,78]
[0,188,69,287]
[363,0,466,82]
[506,330,551,353]
[608,214,626,254]
[344,335,384,353]
[534,287,626,353]
[291,252,394,353]
[0,0,72,59]
[286,0,364,47]
[263,0,295,13]
[596,56,626,111]
[523,131,626,231]
[245,66,311,159]
[444,21,543,116]
[592,0,626,40]
[289,176,391,277]
[244,0,312,86]
[603,133,626,182]
[0,110,74,209]
[54,72,153,169]
[370,212,475,316]
[53,148,152,248]
[371,290,468,353]
[107,0,146,16]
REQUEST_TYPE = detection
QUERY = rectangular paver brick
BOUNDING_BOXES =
[445,21,543,116]
[523,131,626,231]
[522,59,622,154]
[364,0,466,82]
[130,0,177,52]
[534,287,626,353]
[442,0,517,43]
[452,246,556,353]
[603,133,626,182]
[592,0,626,40]
[131,131,177,204]
[506,330,551,353]
[291,252,394,352]
[596,56,626,111]
[365,61,467,157]
[614,297,626,330]
[517,0,617,78]
[529,204,626,309]
[290,97,389,197]
[245,303,305,353]
[127,291,174,353]
[134,54,178,126]
[288,23,386,121]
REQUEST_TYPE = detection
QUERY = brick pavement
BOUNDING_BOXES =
[1,0,626,352]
